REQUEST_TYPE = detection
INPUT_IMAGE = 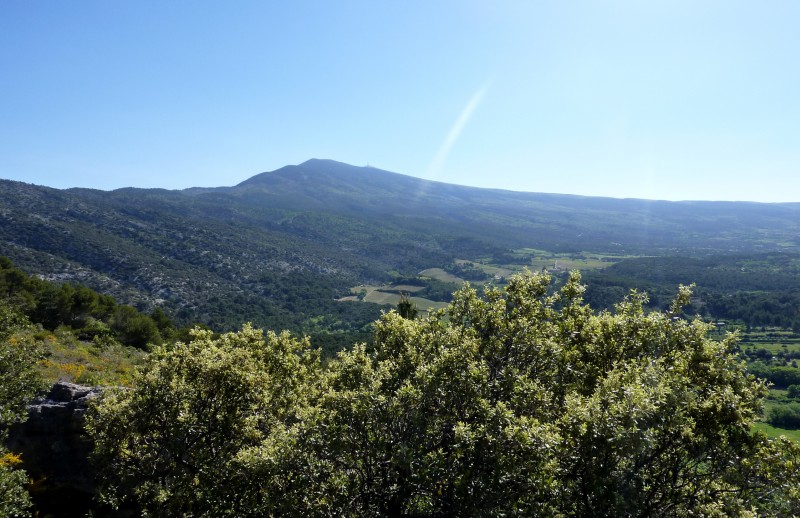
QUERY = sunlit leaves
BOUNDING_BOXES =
[89,271,799,515]
[86,324,322,516]
[0,301,43,517]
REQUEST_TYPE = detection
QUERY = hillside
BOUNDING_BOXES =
[2,159,799,336]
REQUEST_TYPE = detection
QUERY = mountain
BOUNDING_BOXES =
[2,158,799,335]
[230,159,800,255]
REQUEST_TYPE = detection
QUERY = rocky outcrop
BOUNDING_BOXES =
[7,381,104,515]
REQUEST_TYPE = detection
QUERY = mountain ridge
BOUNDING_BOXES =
[15,158,797,206]
[2,159,799,335]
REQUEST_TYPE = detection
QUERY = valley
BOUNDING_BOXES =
[341,250,626,315]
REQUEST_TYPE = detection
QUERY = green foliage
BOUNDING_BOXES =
[0,257,172,349]
[108,305,162,349]
[396,293,418,319]
[89,271,800,515]
[272,272,794,516]
[0,456,32,518]
[768,403,800,429]
[418,278,461,302]
[86,324,322,515]
[0,302,43,431]
[583,253,800,328]
[33,328,145,386]
[0,301,45,517]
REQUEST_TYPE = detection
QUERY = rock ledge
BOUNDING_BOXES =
[8,381,103,495]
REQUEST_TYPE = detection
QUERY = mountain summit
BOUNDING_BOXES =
[233,159,487,216]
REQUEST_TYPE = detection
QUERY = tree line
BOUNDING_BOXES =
[0,257,179,349]
[582,253,800,329]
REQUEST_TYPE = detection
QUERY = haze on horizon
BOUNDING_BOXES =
[1,1,798,203]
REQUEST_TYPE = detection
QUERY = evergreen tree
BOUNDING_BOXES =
[397,292,418,320]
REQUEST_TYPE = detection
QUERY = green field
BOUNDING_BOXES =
[341,284,449,314]
[418,268,464,283]
[740,330,800,353]
[748,346,800,442]
[420,251,623,288]
[390,285,427,293]
[752,422,800,442]
[454,259,516,280]
[365,291,448,313]
[513,248,637,272]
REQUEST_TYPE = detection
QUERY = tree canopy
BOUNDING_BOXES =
[87,271,800,516]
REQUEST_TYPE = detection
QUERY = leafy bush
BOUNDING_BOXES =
[768,403,800,429]
[108,306,161,350]
[87,325,321,515]
[0,457,32,518]
[87,273,800,516]
[0,300,45,516]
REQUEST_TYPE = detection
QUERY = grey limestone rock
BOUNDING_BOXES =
[7,381,103,495]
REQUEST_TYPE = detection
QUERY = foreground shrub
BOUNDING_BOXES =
[0,301,44,517]
[86,325,321,515]
[88,272,800,516]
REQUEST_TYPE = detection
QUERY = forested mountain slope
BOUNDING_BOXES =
[1,159,799,333]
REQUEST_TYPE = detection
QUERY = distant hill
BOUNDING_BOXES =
[2,158,799,334]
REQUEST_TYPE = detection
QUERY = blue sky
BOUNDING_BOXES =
[1,1,798,202]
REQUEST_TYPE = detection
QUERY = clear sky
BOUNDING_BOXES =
[1,1,798,202]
